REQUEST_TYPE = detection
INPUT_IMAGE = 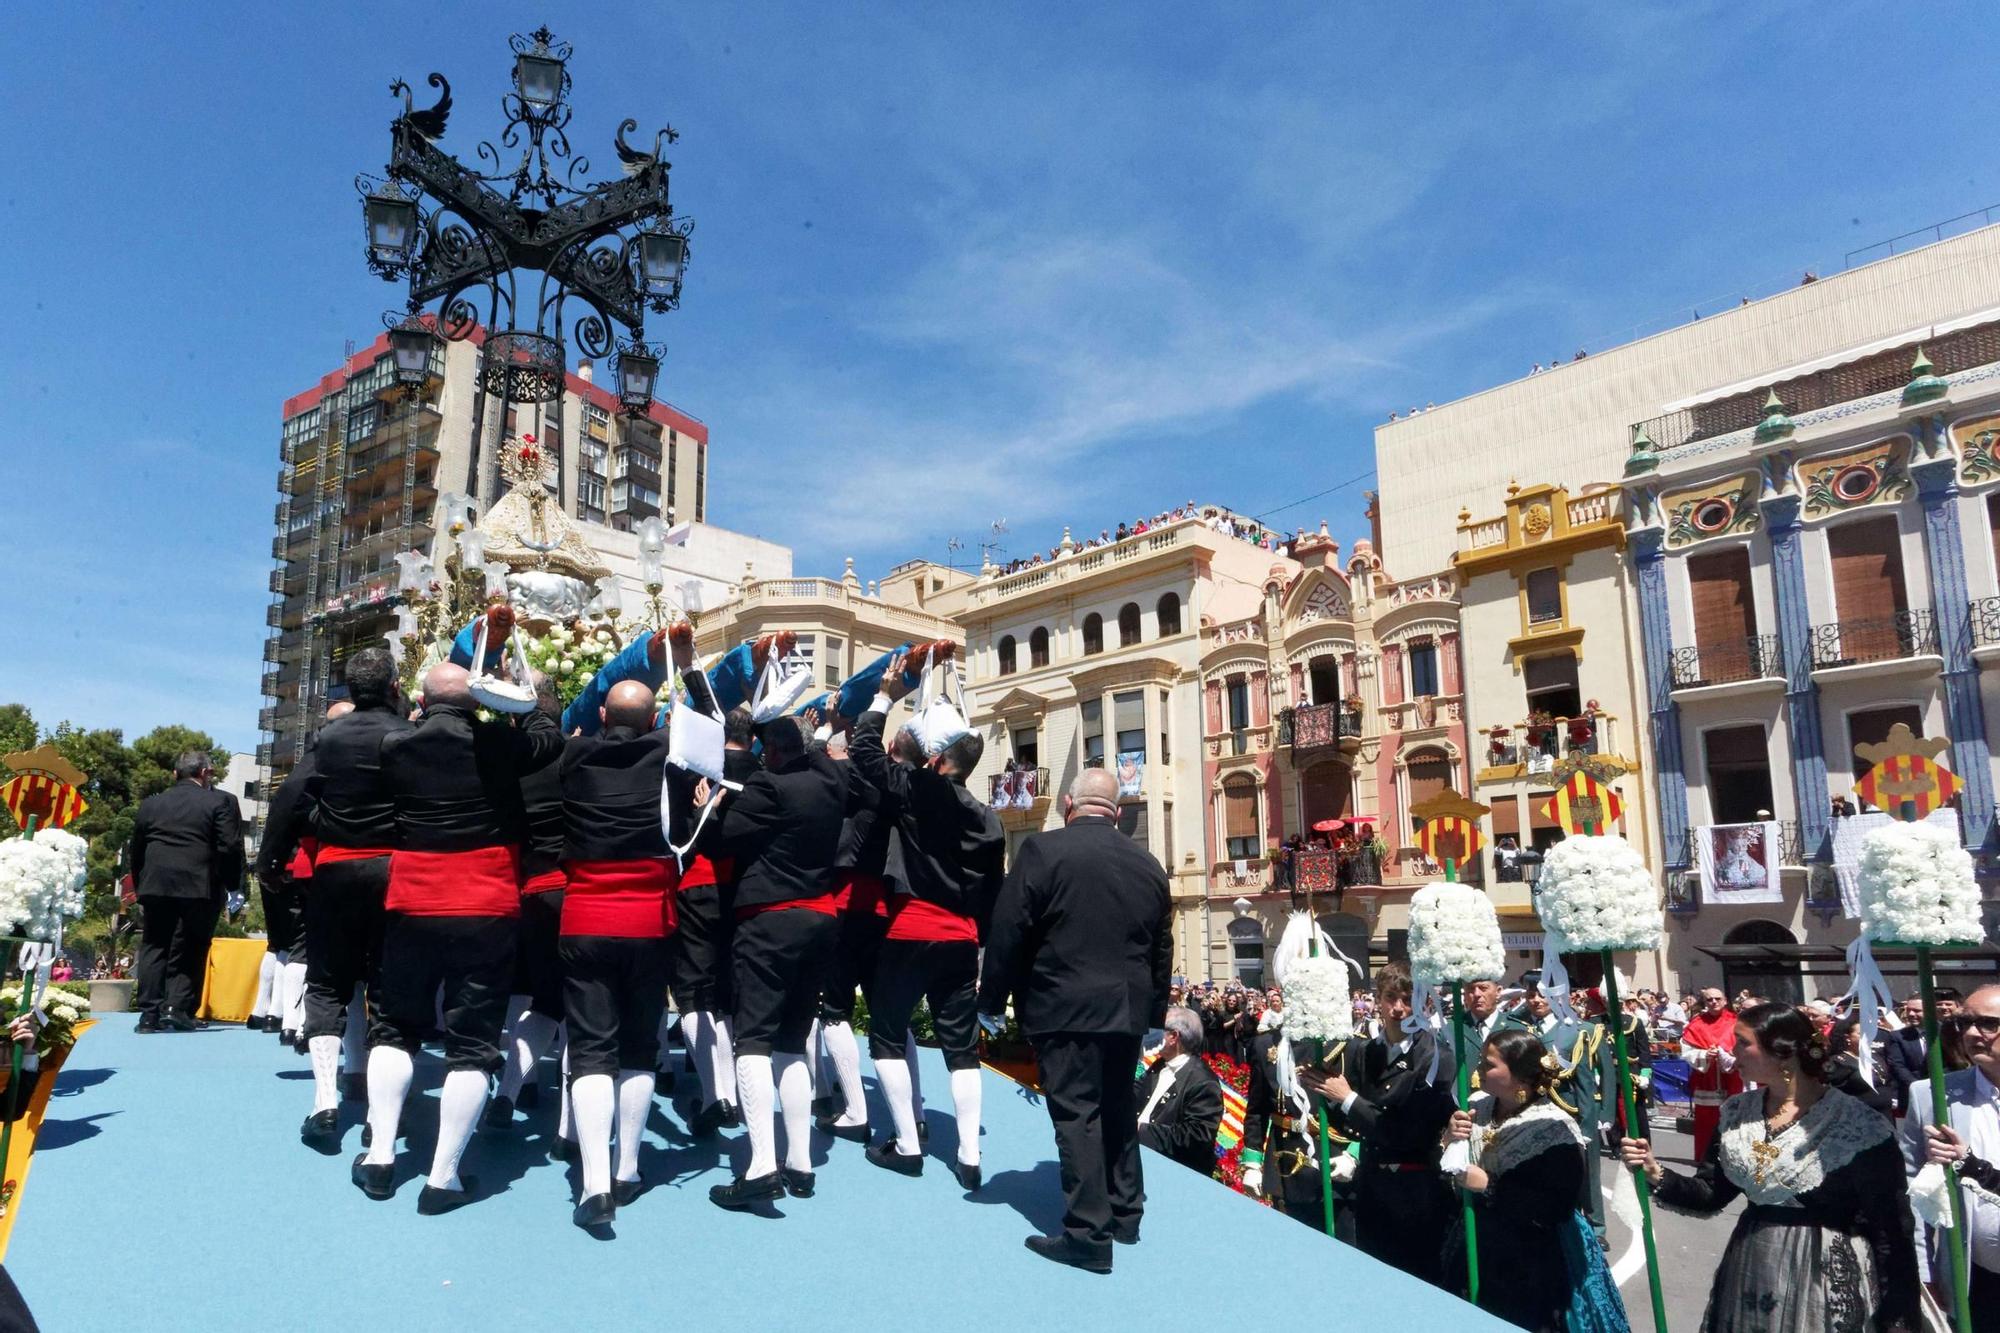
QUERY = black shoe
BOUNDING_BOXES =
[781,1167,815,1198]
[573,1192,616,1228]
[719,1101,741,1128]
[246,1015,266,1029]
[279,1028,297,1045]
[956,1160,982,1192]
[341,1072,366,1103]
[612,1175,648,1207]
[656,1070,676,1094]
[516,1081,541,1110]
[264,1015,284,1034]
[481,1095,515,1131]
[1024,1234,1112,1274]
[708,1171,785,1211]
[293,1035,309,1055]
[689,1101,728,1138]
[1111,1227,1140,1246]
[135,1015,162,1034]
[550,1137,577,1164]
[866,1140,924,1177]
[816,1117,868,1144]
[351,1154,394,1201]
[301,1110,340,1155]
[417,1176,478,1216]
[163,1013,209,1032]
[811,1094,841,1121]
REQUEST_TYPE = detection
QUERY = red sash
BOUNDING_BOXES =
[560,858,679,939]
[678,853,733,890]
[287,836,319,881]
[736,892,840,922]
[835,871,889,918]
[316,843,393,865]
[885,893,978,943]
[386,846,522,917]
[521,868,568,895]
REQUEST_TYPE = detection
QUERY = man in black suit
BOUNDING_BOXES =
[978,766,1173,1275]
[1136,1006,1223,1173]
[1300,962,1455,1286]
[131,750,243,1032]
[1887,990,1962,1114]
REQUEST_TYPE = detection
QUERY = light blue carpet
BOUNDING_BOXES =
[11,1016,1504,1331]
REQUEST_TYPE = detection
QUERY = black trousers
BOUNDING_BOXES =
[1971,1263,1999,1333]
[730,907,837,1058]
[301,857,388,1041]
[1354,1158,1451,1286]
[867,938,980,1071]
[821,910,886,1022]
[560,935,671,1078]
[1033,1031,1145,1253]
[670,883,732,1014]
[135,896,218,1021]
[1270,1149,1356,1243]
[371,913,515,1073]
[259,882,307,958]
[510,889,566,1020]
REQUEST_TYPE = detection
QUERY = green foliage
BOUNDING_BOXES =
[0,705,36,758]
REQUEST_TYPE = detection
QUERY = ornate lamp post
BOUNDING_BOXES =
[356,25,694,503]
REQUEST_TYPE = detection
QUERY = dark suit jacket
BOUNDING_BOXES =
[1884,1027,1926,1113]
[976,814,1172,1038]
[132,779,242,902]
[1136,1054,1224,1172]
[705,749,846,910]
[1345,1028,1456,1165]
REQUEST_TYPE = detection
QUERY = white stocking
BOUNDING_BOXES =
[713,1014,738,1107]
[496,1011,558,1103]
[251,952,276,1018]
[774,1052,813,1173]
[427,1069,487,1191]
[680,1012,717,1108]
[804,1020,821,1100]
[363,1045,413,1167]
[874,1057,922,1156]
[280,960,308,1032]
[950,1067,983,1166]
[614,1069,653,1183]
[736,1053,776,1178]
[571,1072,615,1199]
[341,983,368,1077]
[555,1033,574,1144]
[308,1035,342,1114]
[823,1020,867,1127]
[906,1033,925,1121]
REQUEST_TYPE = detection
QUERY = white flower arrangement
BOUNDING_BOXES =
[1407,882,1505,987]
[1278,954,1354,1044]
[0,982,90,1058]
[1536,834,1662,954]
[521,625,617,706]
[1856,820,1984,946]
[0,831,90,943]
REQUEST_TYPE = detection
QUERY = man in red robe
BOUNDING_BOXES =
[1681,986,1741,1161]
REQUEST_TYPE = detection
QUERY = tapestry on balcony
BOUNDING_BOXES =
[1116,751,1144,798]
[1695,820,1782,905]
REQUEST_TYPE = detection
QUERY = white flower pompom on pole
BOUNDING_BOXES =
[1856,821,1983,946]
[1535,834,1662,954]
[1407,882,1505,988]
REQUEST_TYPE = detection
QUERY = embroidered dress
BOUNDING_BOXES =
[1652,1087,1932,1332]
[1444,1100,1631,1333]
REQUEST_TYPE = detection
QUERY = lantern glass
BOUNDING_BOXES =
[618,349,659,408]
[366,193,417,263]
[639,231,687,293]
[515,52,564,111]
[389,325,436,385]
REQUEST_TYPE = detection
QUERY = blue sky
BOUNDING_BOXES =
[3,2,1995,754]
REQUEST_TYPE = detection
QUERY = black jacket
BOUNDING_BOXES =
[380,703,562,852]
[307,703,414,849]
[850,709,1004,924]
[1344,1028,1456,1166]
[560,725,673,862]
[1136,1054,1224,1172]
[1884,1027,1926,1113]
[256,751,316,885]
[520,760,566,880]
[132,779,243,901]
[705,749,845,909]
[976,815,1173,1038]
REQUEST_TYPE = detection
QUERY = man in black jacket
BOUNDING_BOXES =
[700,714,846,1210]
[1887,989,1962,1114]
[852,649,1006,1190]
[1136,1006,1223,1172]
[250,703,349,1040]
[298,649,411,1147]
[978,766,1173,1274]
[350,659,561,1214]
[132,750,243,1032]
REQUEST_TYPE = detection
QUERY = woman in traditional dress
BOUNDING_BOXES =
[1620,1002,1931,1332]
[1443,1028,1629,1333]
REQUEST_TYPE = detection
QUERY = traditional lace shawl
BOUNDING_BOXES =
[1473,1098,1587,1179]
[1716,1087,1891,1206]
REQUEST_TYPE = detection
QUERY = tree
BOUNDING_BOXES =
[0,705,35,759]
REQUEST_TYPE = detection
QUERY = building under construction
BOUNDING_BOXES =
[258,330,710,782]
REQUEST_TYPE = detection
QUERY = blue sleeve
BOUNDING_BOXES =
[833,644,924,720]
[448,618,505,670]
[707,642,758,712]
[561,631,669,736]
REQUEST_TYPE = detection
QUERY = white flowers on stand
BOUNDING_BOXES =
[1535,835,1663,953]
[1278,955,1354,1044]
[0,829,90,943]
[1407,882,1505,987]
[1855,821,1984,946]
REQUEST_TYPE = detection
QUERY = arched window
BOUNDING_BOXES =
[1082,613,1104,656]
[1029,626,1051,668]
[1720,919,1803,1007]
[1118,602,1142,647]
[997,635,1017,676]
[1157,592,1182,637]
[1222,774,1261,860]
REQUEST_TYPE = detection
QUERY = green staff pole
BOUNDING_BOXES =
[0,815,39,1184]
[1303,884,1337,1237]
[1600,951,1668,1333]
[1451,980,1478,1304]
[1918,946,1973,1333]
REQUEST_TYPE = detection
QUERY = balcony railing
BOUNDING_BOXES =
[1671,634,1782,688]
[1680,819,1803,870]
[1809,609,1937,670]
[1294,847,1383,891]
[989,767,1050,809]
[1291,701,1363,750]
[1973,596,2000,649]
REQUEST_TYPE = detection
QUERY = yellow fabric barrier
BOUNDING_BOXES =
[198,938,268,1023]
[0,1020,94,1260]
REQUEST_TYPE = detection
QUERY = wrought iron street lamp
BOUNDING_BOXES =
[614,340,662,413]
[388,319,440,386]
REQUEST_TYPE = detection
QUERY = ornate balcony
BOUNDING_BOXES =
[1671,634,1782,689]
[1808,609,1937,670]
[1294,847,1382,891]
[1972,596,2000,649]
[988,766,1049,811]
[1289,702,1363,751]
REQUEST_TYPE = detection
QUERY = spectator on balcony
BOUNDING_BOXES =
[1831,795,1855,818]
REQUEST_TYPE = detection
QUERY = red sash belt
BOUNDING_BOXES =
[386,845,522,917]
[678,853,733,890]
[835,871,889,918]
[521,868,568,895]
[316,843,393,865]
[736,891,840,922]
[287,836,319,881]
[885,894,978,943]
[560,858,678,939]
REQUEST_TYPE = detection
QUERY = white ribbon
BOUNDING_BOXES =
[1839,934,1896,1087]
[1911,1161,1957,1227]
[15,937,56,1026]
[1404,980,1446,1084]
[1538,941,1582,1071]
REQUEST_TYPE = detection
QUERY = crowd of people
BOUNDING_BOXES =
[991,502,1291,576]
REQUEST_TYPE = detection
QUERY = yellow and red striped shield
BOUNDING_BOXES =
[1853,753,1961,820]
[1416,815,1484,863]
[0,774,87,831]
[1539,771,1624,834]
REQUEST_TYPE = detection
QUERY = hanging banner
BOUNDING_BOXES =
[1115,751,1144,798]
[1830,807,1962,917]
[1695,820,1783,904]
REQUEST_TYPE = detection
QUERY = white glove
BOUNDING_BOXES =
[1242,1165,1264,1195]
[1717,1050,1737,1072]
[1330,1154,1359,1184]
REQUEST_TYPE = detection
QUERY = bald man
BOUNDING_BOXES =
[352,648,561,1213]
[555,677,684,1227]
[978,767,1174,1274]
